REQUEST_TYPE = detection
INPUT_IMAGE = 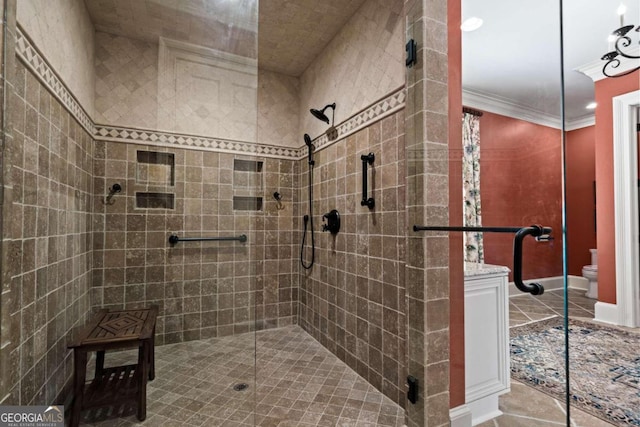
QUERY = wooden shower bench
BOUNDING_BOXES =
[68,305,158,427]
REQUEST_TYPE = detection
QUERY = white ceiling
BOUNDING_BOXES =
[462,0,640,123]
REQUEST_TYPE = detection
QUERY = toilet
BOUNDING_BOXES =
[582,248,598,299]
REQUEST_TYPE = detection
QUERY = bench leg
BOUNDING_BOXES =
[95,350,105,378]
[70,350,87,427]
[137,341,150,421]
[149,326,155,381]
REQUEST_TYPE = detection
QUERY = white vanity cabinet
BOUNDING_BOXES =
[464,263,511,425]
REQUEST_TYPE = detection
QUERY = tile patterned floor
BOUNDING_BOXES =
[76,288,612,426]
[509,288,596,327]
[79,325,405,426]
[480,288,616,426]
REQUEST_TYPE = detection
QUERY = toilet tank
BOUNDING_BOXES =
[590,249,597,266]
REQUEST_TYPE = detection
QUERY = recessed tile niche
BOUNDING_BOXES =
[233,158,264,211]
[136,151,175,185]
[135,150,175,209]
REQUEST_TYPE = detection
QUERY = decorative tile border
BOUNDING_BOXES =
[94,125,301,159]
[15,25,405,160]
[16,26,94,135]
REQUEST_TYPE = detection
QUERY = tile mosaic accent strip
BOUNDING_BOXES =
[93,124,301,159]
[16,24,405,161]
[15,26,94,135]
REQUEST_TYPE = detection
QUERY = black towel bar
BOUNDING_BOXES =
[168,234,247,245]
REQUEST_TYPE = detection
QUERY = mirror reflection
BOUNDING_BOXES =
[462,0,639,425]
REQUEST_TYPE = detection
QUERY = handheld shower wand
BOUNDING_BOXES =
[300,134,316,270]
[304,133,315,166]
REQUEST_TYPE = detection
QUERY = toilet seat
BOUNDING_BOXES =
[582,265,597,273]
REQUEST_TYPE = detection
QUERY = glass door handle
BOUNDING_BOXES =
[412,224,551,295]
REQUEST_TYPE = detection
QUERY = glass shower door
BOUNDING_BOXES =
[87,0,260,424]
[563,1,640,425]
[456,0,573,425]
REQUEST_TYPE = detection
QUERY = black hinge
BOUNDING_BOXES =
[407,375,418,404]
[406,39,417,68]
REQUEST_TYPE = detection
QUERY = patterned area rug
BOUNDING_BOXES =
[510,317,640,426]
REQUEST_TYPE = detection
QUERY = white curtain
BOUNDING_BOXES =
[463,112,483,263]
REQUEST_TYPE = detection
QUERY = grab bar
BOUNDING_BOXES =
[360,153,375,209]
[168,234,247,245]
[412,224,551,295]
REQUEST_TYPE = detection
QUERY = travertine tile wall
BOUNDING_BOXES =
[299,0,405,139]
[297,111,407,407]
[94,32,158,129]
[0,0,14,404]
[95,32,295,148]
[257,158,299,329]
[405,0,451,425]
[16,0,95,116]
[92,143,297,343]
[1,53,94,405]
[258,70,300,148]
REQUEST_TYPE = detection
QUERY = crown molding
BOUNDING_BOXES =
[463,89,595,131]
[565,114,595,131]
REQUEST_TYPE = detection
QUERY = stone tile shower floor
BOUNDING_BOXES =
[79,325,405,427]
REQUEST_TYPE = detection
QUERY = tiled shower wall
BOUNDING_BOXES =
[16,0,95,116]
[92,142,298,344]
[1,57,93,404]
[298,110,407,407]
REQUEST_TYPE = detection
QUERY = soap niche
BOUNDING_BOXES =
[233,158,264,211]
[233,196,263,211]
[136,150,175,186]
[134,150,176,210]
[136,192,175,209]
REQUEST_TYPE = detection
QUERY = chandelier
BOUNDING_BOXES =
[601,4,640,78]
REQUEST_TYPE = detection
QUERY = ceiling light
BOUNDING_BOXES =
[601,4,639,78]
[617,3,627,16]
[586,102,597,110]
[461,17,483,32]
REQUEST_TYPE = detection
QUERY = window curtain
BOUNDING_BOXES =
[463,112,483,263]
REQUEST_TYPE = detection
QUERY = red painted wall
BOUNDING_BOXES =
[479,112,564,280]
[448,0,465,409]
[566,126,597,276]
[594,72,640,304]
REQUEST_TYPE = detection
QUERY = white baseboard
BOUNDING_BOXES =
[450,404,473,427]
[594,301,618,325]
[568,275,589,291]
[467,395,502,426]
[508,275,587,297]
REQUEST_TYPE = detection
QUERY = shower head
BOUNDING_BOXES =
[310,103,336,124]
[304,133,312,147]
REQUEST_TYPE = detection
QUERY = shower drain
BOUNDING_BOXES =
[233,383,249,392]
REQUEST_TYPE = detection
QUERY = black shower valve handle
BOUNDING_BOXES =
[321,209,340,234]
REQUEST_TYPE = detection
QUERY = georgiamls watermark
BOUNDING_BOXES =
[0,406,64,427]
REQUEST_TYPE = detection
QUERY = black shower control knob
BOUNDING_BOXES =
[322,209,340,235]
